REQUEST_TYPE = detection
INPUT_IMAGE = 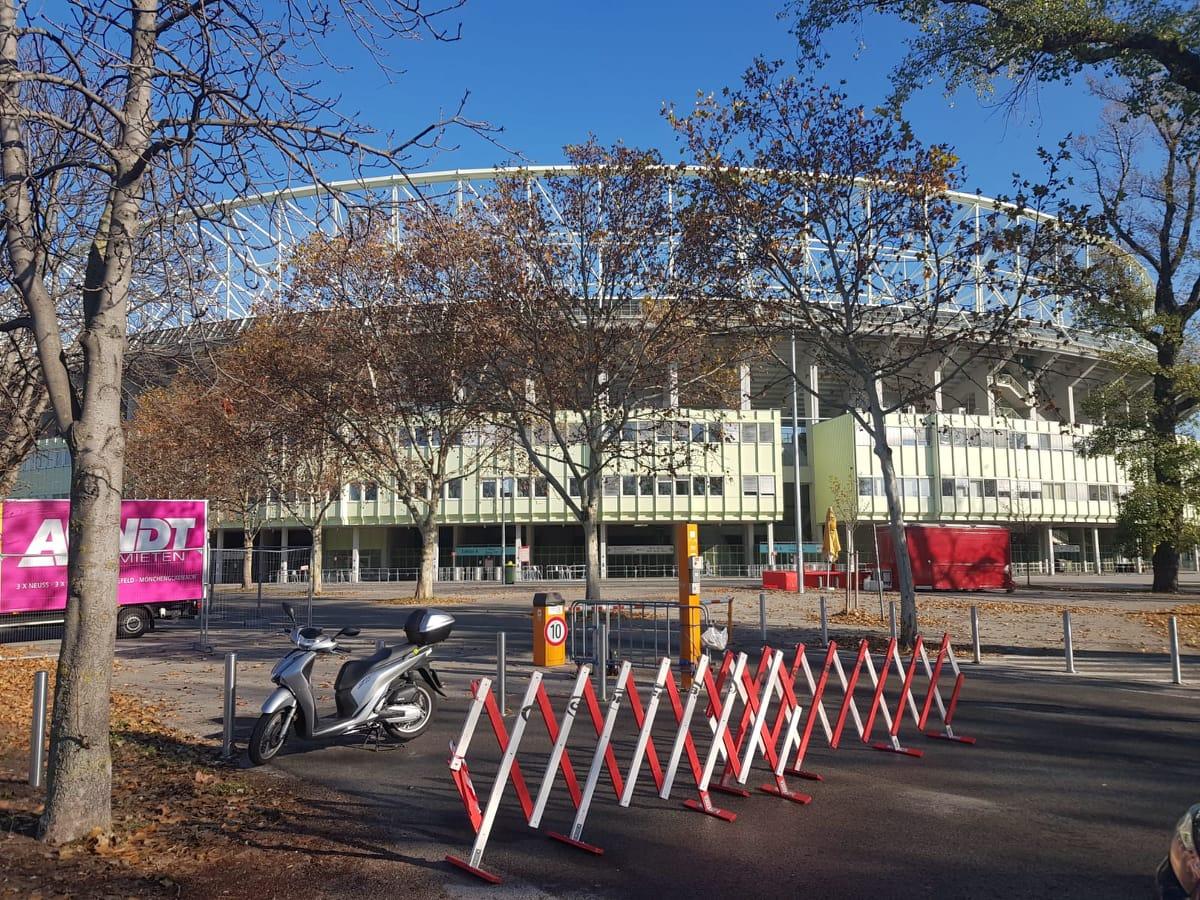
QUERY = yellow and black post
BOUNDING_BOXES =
[676,522,701,687]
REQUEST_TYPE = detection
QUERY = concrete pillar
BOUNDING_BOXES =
[1093,528,1103,575]
[806,365,819,422]
[1046,525,1056,575]
[351,525,361,583]
[526,524,535,567]
[739,364,751,411]
[933,367,943,413]
[767,521,776,568]
[1193,546,1199,574]
[1027,380,1040,421]
[279,526,289,582]
[432,529,441,582]
[669,364,680,408]
[599,523,608,578]
[1067,384,1076,425]
[744,523,755,570]
[514,524,523,576]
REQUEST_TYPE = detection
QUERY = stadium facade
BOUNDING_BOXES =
[8,166,1170,580]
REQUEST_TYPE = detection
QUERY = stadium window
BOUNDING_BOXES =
[622,475,637,496]
[364,482,378,502]
[758,423,774,444]
[534,477,548,498]
[569,477,582,497]
[969,479,983,499]
[621,421,638,442]
[1088,484,1100,501]
[937,427,951,446]
[415,480,429,499]
[692,422,707,442]
[657,477,673,496]
[955,478,968,500]
[886,426,902,446]
[603,475,620,497]
[742,475,759,496]
[674,421,690,442]
[708,422,725,443]
[901,428,918,447]
[952,428,968,448]
[862,478,877,498]
[1009,432,1027,450]
[445,478,463,500]
[917,426,931,446]
[656,422,673,443]
[348,483,362,502]
[856,427,872,446]
[708,476,724,496]
[1037,433,1051,451]
[693,476,707,496]
[940,478,955,498]
[1065,482,1078,502]
[983,479,997,498]
[517,477,531,498]
[759,475,776,495]
[676,478,689,496]
[639,475,655,496]
[997,479,1011,499]
[741,423,758,443]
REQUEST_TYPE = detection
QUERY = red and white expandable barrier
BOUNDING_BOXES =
[445,633,975,884]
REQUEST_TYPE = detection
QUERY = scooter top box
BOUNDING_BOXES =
[406,608,455,646]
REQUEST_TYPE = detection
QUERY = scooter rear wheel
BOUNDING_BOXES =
[248,709,289,765]
[382,682,437,742]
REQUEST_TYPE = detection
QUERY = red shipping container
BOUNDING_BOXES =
[875,524,1015,592]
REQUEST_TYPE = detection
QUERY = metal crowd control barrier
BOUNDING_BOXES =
[567,598,727,672]
[445,631,977,885]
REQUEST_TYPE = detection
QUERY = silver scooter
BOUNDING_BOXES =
[248,602,453,765]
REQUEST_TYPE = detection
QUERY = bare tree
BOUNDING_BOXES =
[283,210,509,599]
[0,0,489,843]
[126,370,271,589]
[674,66,1062,646]
[474,142,750,599]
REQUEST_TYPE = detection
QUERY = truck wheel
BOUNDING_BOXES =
[117,606,151,639]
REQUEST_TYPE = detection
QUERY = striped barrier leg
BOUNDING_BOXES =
[736,649,784,783]
[830,641,868,748]
[547,661,633,854]
[921,634,976,745]
[862,639,923,758]
[619,657,672,807]
[447,677,492,835]
[446,672,544,883]
[529,665,592,829]
[749,650,814,806]
[785,642,838,780]
[660,656,735,821]
[685,652,747,819]
[580,668,626,801]
[712,649,772,796]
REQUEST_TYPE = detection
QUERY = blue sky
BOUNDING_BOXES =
[326,1,1108,201]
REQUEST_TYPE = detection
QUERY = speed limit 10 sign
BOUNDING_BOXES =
[544,616,567,647]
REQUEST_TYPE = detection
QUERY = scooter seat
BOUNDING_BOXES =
[333,644,410,717]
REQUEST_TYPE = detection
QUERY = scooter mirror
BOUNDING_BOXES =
[282,602,296,623]
[337,627,361,638]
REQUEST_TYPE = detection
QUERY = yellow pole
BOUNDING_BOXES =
[676,522,700,687]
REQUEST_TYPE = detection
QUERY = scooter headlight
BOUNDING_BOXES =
[1169,804,1200,895]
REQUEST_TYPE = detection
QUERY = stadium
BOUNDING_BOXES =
[12,165,1161,582]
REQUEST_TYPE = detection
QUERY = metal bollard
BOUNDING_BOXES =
[599,622,609,701]
[1169,616,1183,685]
[221,652,237,758]
[28,670,48,788]
[888,601,897,641]
[819,595,828,646]
[496,632,507,714]
[759,591,767,644]
[970,605,981,664]
[1063,611,1076,674]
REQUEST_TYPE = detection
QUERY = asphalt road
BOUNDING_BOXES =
[226,597,1198,899]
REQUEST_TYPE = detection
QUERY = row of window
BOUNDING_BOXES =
[22,448,69,471]
[618,420,776,445]
[857,425,1081,452]
[343,473,780,503]
[857,477,1129,502]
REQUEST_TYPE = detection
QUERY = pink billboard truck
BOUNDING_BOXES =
[0,499,207,638]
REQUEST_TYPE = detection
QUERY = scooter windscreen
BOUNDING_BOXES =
[404,608,455,646]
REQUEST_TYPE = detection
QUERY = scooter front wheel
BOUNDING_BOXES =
[382,682,437,742]
[248,709,289,765]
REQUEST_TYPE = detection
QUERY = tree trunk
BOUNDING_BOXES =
[871,412,918,647]
[415,518,439,601]
[582,509,602,600]
[40,426,123,843]
[1152,541,1180,593]
[310,524,323,596]
[241,529,254,590]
